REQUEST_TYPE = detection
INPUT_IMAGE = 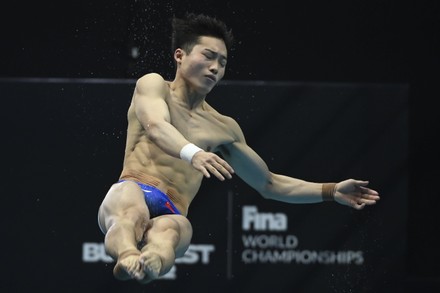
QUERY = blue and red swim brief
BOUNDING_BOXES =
[118,179,181,218]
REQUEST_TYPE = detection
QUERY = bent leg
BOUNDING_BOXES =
[138,214,192,283]
[97,181,150,280]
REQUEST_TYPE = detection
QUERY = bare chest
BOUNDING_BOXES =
[168,103,235,152]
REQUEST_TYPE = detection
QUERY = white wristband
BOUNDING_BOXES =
[180,143,203,163]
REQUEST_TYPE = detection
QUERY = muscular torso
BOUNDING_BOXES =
[120,83,237,216]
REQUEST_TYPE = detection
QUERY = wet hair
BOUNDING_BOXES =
[171,12,234,55]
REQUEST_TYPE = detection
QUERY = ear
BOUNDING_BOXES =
[174,48,184,64]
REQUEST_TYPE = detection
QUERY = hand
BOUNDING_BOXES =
[191,151,235,181]
[334,179,380,210]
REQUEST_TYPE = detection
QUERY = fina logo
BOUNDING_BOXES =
[242,206,287,231]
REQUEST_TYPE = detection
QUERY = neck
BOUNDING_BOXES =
[169,81,206,110]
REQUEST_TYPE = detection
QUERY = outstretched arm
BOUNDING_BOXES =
[218,138,379,210]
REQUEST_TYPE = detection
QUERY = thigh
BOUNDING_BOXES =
[147,214,193,257]
[98,181,149,233]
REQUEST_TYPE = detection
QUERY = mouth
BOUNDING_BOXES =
[205,75,216,82]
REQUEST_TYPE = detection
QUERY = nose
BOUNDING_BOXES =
[209,61,219,74]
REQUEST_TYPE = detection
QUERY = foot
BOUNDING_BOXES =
[113,250,141,281]
[137,251,163,284]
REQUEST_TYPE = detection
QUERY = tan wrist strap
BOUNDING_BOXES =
[322,183,337,201]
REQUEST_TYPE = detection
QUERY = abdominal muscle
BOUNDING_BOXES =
[120,138,203,217]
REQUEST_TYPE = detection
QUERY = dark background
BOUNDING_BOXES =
[1,80,408,293]
[1,0,438,291]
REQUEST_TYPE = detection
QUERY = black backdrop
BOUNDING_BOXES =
[1,0,439,291]
[3,79,408,292]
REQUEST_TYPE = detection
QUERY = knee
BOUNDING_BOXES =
[156,217,192,257]
[151,217,188,245]
[104,211,149,237]
[151,217,180,235]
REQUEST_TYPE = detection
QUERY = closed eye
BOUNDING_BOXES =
[204,49,227,67]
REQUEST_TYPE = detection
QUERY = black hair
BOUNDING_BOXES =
[171,12,234,55]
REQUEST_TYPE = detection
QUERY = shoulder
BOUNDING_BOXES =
[137,72,166,83]
[135,73,169,94]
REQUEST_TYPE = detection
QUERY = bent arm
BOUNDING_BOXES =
[133,73,234,180]
[134,73,191,158]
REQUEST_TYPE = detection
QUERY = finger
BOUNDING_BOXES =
[359,189,380,203]
[356,180,369,185]
[353,202,366,210]
[363,199,378,205]
[206,164,225,181]
[359,186,379,195]
[358,190,380,203]
[359,194,379,205]
[363,194,380,201]
[220,161,235,174]
[212,167,226,181]
[200,167,211,178]
[214,173,226,181]
[213,162,233,179]
[213,158,234,173]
